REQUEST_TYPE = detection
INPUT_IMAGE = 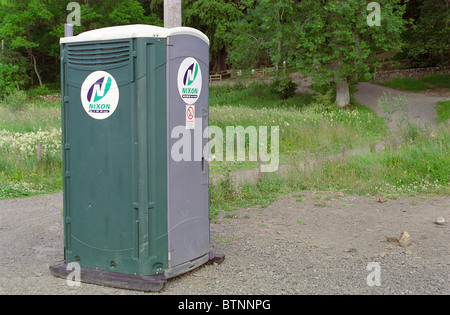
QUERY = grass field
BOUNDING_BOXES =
[0,93,62,199]
[207,82,449,217]
[209,83,388,174]
[0,84,448,219]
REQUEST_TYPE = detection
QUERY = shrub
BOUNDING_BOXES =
[0,63,27,96]
[270,76,297,99]
[0,90,29,111]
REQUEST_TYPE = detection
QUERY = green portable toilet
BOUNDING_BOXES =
[50,25,224,291]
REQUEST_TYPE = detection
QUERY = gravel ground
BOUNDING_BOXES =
[354,82,449,130]
[0,192,448,295]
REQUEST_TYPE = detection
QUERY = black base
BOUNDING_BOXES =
[207,251,226,265]
[49,262,168,292]
[49,251,225,292]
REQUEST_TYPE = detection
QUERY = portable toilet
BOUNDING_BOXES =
[50,25,224,291]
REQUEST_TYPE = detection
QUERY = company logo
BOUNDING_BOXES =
[81,71,119,120]
[183,63,199,86]
[87,76,112,103]
[178,57,202,105]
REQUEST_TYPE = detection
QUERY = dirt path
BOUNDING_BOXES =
[0,192,448,295]
[354,82,449,130]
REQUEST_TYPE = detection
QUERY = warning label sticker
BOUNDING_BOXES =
[186,105,195,129]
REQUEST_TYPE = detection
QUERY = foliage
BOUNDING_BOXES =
[0,0,445,94]
[403,0,450,66]
[292,0,407,103]
[0,63,26,94]
[218,0,296,69]
[0,0,163,88]
[270,76,297,99]
[183,0,240,61]
[0,90,28,111]
[0,49,29,94]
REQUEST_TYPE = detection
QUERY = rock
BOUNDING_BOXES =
[386,236,399,243]
[398,231,412,247]
[377,197,388,203]
[435,217,446,226]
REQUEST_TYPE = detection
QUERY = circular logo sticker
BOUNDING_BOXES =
[81,71,119,120]
[177,57,202,105]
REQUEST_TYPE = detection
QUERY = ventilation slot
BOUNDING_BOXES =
[67,42,131,66]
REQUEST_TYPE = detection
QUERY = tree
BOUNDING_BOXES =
[0,49,30,93]
[0,1,54,87]
[293,0,408,107]
[403,0,449,67]
[0,0,163,88]
[182,0,240,71]
[219,0,296,71]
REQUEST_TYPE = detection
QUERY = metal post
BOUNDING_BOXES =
[164,0,182,28]
[64,24,74,37]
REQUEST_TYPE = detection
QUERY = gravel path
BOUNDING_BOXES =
[0,192,448,295]
[354,82,449,129]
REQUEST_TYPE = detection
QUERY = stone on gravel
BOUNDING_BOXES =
[435,217,446,226]
[398,231,412,247]
[386,236,399,243]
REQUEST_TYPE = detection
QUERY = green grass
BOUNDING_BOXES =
[306,126,449,196]
[379,73,450,92]
[209,83,388,175]
[423,74,450,89]
[436,100,450,124]
[0,107,61,133]
[1,83,448,221]
[210,124,449,218]
[208,82,448,217]
[379,77,430,91]
[0,93,62,199]
[209,171,303,220]
[0,92,60,133]
[209,81,315,110]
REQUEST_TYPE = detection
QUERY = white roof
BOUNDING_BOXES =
[60,24,209,45]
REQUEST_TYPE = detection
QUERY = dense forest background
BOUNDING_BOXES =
[0,0,448,93]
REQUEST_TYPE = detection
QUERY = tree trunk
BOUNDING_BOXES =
[335,78,350,107]
[31,54,43,88]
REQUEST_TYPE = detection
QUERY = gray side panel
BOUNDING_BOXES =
[167,35,210,268]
